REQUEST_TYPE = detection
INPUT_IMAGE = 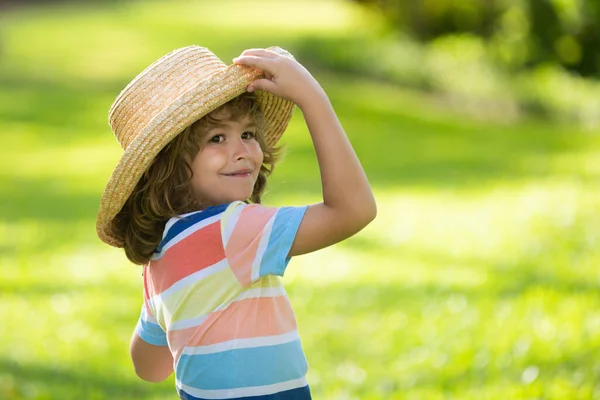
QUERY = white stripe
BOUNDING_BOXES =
[168,286,285,331]
[177,376,308,399]
[152,213,222,260]
[250,213,276,282]
[161,210,205,241]
[227,286,284,305]
[170,314,210,331]
[182,330,299,356]
[151,259,228,303]
[150,299,171,330]
[222,202,244,248]
[162,217,181,240]
[141,305,158,324]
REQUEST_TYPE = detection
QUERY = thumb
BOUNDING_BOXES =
[248,78,277,94]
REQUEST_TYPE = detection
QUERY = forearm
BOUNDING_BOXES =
[299,91,376,223]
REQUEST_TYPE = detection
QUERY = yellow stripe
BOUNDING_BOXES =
[221,201,242,242]
[165,260,282,324]
[248,274,282,290]
[166,267,239,321]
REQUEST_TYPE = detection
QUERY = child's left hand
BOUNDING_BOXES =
[233,48,325,110]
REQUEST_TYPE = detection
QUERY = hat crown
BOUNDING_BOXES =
[109,46,226,150]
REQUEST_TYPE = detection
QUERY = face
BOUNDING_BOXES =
[190,111,264,207]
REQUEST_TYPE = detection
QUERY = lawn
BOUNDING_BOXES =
[1,1,599,399]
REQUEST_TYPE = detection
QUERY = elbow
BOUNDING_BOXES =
[132,363,172,383]
[138,374,170,384]
[366,198,377,224]
[360,197,377,226]
[351,198,377,233]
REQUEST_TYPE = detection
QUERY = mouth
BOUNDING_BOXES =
[222,169,253,178]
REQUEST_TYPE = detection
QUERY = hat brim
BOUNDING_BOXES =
[96,64,294,247]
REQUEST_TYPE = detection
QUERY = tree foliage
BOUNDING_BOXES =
[354,0,600,77]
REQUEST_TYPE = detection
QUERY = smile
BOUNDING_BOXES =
[223,172,253,178]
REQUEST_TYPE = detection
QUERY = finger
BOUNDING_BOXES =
[232,55,276,72]
[239,48,278,58]
[247,78,276,94]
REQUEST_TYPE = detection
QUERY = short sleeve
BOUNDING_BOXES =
[221,201,307,287]
[135,304,168,347]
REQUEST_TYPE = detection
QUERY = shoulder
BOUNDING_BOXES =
[221,201,306,236]
[154,203,230,256]
[221,201,278,225]
[222,201,307,247]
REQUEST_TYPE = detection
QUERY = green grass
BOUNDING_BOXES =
[1,0,600,399]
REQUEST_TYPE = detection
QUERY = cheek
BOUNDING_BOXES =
[193,148,224,169]
[252,143,265,165]
[190,150,219,187]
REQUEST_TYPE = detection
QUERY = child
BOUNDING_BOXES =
[96,46,376,399]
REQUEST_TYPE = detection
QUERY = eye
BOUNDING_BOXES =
[209,134,224,143]
[241,131,256,140]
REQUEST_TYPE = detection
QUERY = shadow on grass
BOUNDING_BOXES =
[0,176,101,257]
[0,177,99,222]
[0,358,174,400]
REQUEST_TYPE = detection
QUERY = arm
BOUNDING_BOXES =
[130,332,174,382]
[290,90,376,255]
[234,49,377,256]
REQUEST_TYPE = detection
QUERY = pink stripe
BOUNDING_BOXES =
[146,221,225,296]
[225,205,277,287]
[168,295,296,363]
[143,265,153,315]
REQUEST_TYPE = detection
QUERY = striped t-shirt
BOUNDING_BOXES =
[136,201,311,400]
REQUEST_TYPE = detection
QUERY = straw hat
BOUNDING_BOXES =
[97,45,295,247]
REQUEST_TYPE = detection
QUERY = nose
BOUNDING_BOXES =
[231,137,251,161]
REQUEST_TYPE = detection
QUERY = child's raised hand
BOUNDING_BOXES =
[233,48,325,109]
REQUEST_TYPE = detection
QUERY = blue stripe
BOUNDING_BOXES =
[179,384,311,400]
[259,206,307,278]
[156,203,229,253]
[136,318,168,346]
[176,340,308,390]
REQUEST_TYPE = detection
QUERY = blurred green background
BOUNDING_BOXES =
[1,0,599,399]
